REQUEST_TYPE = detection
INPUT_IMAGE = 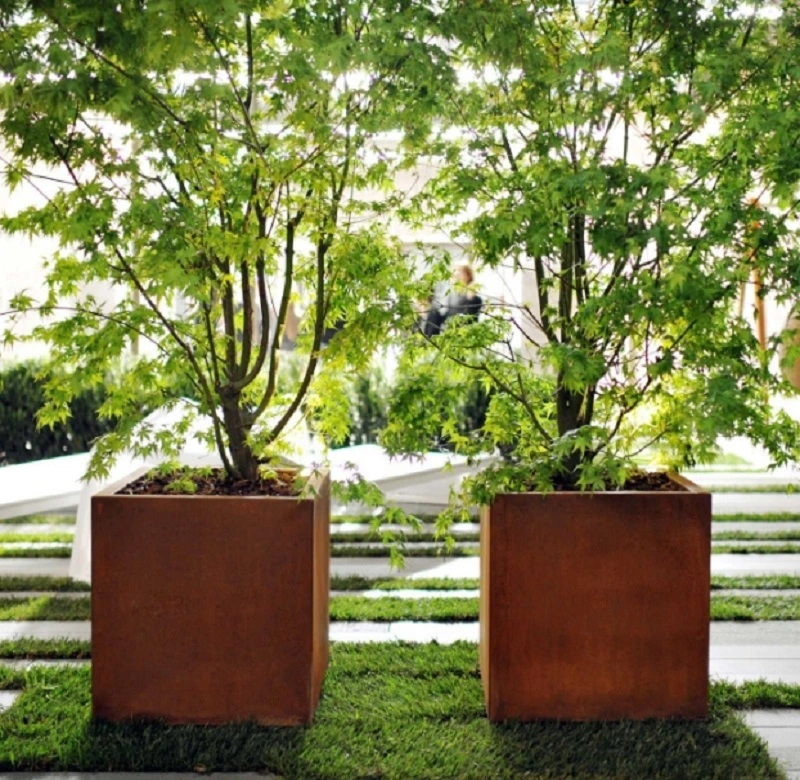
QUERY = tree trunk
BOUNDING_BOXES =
[556,381,595,481]
[220,388,259,480]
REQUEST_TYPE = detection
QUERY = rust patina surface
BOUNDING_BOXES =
[92,469,330,725]
[480,474,711,721]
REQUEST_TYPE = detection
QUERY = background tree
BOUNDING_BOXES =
[384,0,800,492]
[0,0,451,480]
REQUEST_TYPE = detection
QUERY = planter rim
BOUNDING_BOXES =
[93,464,329,500]
[493,470,707,498]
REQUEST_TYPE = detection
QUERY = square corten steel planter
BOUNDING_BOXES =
[91,468,329,726]
[480,473,710,722]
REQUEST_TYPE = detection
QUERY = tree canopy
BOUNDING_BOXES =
[0,0,451,479]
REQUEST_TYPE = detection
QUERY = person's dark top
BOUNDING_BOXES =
[443,292,482,324]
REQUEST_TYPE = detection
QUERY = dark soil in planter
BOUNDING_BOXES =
[547,470,687,492]
[116,468,301,497]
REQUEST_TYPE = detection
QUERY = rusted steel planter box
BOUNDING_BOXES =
[91,469,330,726]
[480,474,710,722]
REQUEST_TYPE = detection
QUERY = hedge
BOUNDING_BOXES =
[0,362,114,465]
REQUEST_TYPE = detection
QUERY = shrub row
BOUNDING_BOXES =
[0,362,114,466]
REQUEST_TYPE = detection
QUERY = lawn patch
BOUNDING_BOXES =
[714,513,800,522]
[0,548,71,559]
[330,544,478,558]
[712,575,800,590]
[330,576,479,591]
[0,533,75,544]
[714,530,800,542]
[3,593,799,622]
[0,577,90,593]
[0,597,91,621]
[712,543,800,554]
[0,644,785,777]
[0,515,76,526]
[0,638,91,659]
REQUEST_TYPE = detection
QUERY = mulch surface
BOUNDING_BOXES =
[550,470,687,492]
[116,468,300,497]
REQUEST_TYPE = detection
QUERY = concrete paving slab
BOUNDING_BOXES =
[0,621,90,641]
[713,522,800,533]
[388,621,478,643]
[743,710,800,773]
[710,622,800,644]
[713,494,800,515]
[330,622,392,643]
[711,645,800,658]
[712,555,800,576]
[331,557,476,578]
[0,559,70,577]
[744,711,800,727]
[710,660,800,684]
[0,689,21,713]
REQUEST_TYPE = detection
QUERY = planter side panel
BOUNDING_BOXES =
[92,489,325,725]
[312,474,330,711]
[484,491,711,721]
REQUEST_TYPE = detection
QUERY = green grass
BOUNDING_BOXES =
[331,576,480,591]
[0,547,71,558]
[331,531,480,543]
[0,514,76,525]
[712,575,800,589]
[331,596,479,622]
[0,596,91,621]
[0,638,91,660]
[5,593,799,623]
[0,532,74,544]
[712,595,800,620]
[714,512,800,522]
[714,530,800,541]
[712,543,800,554]
[0,644,785,777]
[0,577,91,592]
[331,544,479,558]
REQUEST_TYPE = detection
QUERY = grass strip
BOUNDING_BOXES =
[714,512,800,522]
[0,514,76,526]
[0,577,90,593]
[330,575,480,591]
[0,548,71,559]
[331,596,479,622]
[331,544,478,558]
[0,533,74,544]
[331,531,480,543]
[0,597,90,621]
[0,638,91,660]
[711,596,800,620]
[0,644,785,777]
[714,530,800,541]
[8,594,800,623]
[712,543,800,554]
[712,575,800,589]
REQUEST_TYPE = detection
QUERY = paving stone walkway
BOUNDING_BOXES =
[742,711,800,780]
